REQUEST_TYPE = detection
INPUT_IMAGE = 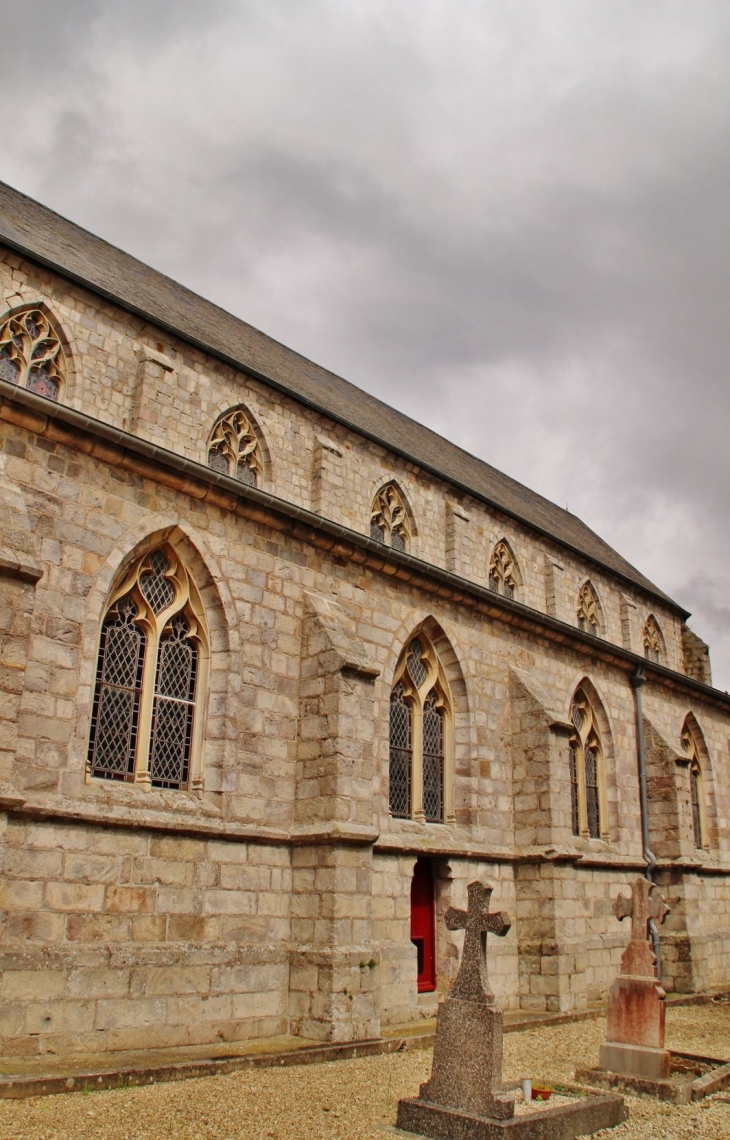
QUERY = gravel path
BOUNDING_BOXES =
[1,1003,729,1140]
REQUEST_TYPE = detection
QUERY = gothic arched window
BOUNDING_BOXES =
[388,634,453,823]
[488,540,520,599]
[569,686,606,839]
[88,545,209,791]
[643,615,664,664]
[207,408,264,487]
[681,717,708,850]
[577,581,602,636]
[370,483,411,552]
[0,306,66,400]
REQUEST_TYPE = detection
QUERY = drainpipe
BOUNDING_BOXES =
[631,665,662,979]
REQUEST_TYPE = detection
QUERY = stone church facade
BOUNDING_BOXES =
[0,181,728,1059]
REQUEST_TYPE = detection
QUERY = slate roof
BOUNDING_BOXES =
[0,180,681,612]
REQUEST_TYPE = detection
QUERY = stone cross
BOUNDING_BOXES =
[614,877,670,943]
[445,881,510,1003]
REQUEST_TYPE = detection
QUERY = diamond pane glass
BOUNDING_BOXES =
[370,521,385,543]
[208,447,229,475]
[88,597,145,781]
[407,639,427,688]
[423,690,443,823]
[585,746,600,838]
[26,368,59,399]
[569,743,579,835]
[149,616,197,790]
[391,529,406,552]
[0,349,19,384]
[140,550,175,615]
[236,461,257,486]
[389,684,411,817]
[690,766,703,848]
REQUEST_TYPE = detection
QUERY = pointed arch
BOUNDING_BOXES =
[370,480,416,553]
[387,617,466,824]
[77,519,238,801]
[568,678,611,839]
[0,302,70,401]
[576,579,604,637]
[488,538,522,600]
[88,541,210,791]
[643,615,665,664]
[206,403,268,488]
[681,713,710,850]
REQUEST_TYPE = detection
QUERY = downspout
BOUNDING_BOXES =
[631,665,662,978]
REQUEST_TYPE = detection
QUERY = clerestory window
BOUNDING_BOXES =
[488,540,520,599]
[370,483,411,552]
[643,615,664,664]
[0,306,66,400]
[207,407,264,487]
[577,581,603,636]
[88,546,209,791]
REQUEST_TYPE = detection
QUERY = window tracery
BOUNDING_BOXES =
[370,483,411,552]
[389,634,453,823]
[681,718,707,850]
[488,540,519,599]
[568,687,605,839]
[88,545,209,792]
[643,615,663,664]
[577,581,602,636]
[207,408,264,487]
[0,307,66,400]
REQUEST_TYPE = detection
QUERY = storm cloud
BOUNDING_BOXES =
[4,0,730,682]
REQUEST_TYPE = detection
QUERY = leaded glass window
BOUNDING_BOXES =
[569,686,605,840]
[488,541,519,599]
[88,597,146,781]
[690,763,703,849]
[388,632,454,824]
[149,615,197,789]
[643,616,663,664]
[0,307,66,401]
[88,545,209,792]
[389,684,412,817]
[577,582,601,636]
[422,690,444,823]
[569,743,579,836]
[370,483,411,551]
[207,408,264,487]
[584,746,600,838]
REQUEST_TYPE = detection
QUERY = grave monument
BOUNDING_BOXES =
[397,880,626,1140]
[599,877,671,1080]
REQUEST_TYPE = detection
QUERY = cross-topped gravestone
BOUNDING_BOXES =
[613,877,670,948]
[445,881,511,1003]
[596,876,672,1081]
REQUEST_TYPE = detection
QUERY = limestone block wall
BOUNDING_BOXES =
[0,817,290,1057]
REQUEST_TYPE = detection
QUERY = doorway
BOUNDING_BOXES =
[410,857,436,992]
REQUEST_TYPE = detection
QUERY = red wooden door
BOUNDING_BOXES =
[410,858,436,992]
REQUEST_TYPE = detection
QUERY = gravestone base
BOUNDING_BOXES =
[598,1041,670,1080]
[396,1087,628,1140]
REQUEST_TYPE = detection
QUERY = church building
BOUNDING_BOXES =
[0,181,728,1059]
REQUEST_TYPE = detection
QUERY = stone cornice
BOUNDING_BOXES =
[1,378,727,712]
[4,792,729,875]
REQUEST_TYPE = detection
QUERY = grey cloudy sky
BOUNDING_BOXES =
[3,1,730,685]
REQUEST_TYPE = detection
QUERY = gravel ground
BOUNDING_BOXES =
[1,1003,729,1140]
